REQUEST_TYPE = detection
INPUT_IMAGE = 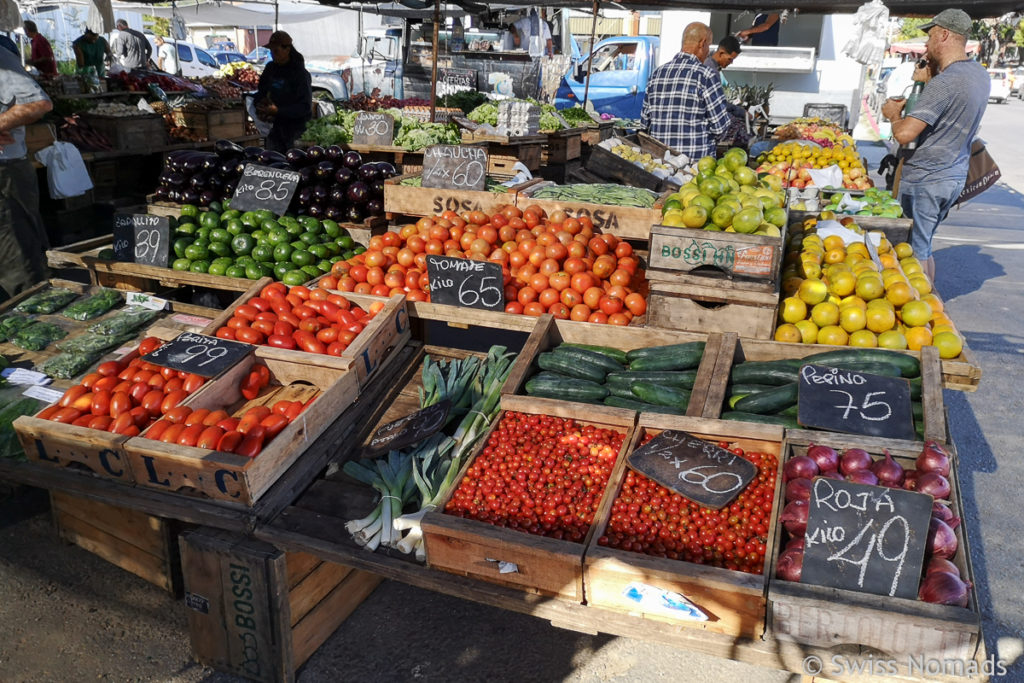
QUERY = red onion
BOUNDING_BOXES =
[903,470,920,490]
[871,449,904,487]
[776,548,804,582]
[781,499,809,537]
[840,448,873,475]
[785,537,806,553]
[932,502,954,523]
[820,469,844,480]
[806,443,839,472]
[919,571,970,607]
[917,472,951,500]
[916,440,951,477]
[928,517,959,559]
[846,469,879,486]
[925,557,961,577]
[783,455,819,483]
[785,477,813,503]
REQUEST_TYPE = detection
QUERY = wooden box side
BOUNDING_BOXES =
[514,195,661,241]
[15,415,134,482]
[338,294,411,386]
[647,289,778,339]
[383,175,518,218]
[648,225,785,281]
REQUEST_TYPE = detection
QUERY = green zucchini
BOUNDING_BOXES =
[721,411,800,428]
[733,382,799,414]
[607,382,642,400]
[560,342,628,365]
[806,360,904,378]
[778,403,799,417]
[909,377,922,400]
[626,341,705,365]
[912,401,923,420]
[537,351,606,383]
[605,370,698,392]
[525,375,608,402]
[802,348,920,377]
[630,382,691,411]
[730,361,801,385]
[727,383,779,396]
[552,345,624,374]
[604,395,683,415]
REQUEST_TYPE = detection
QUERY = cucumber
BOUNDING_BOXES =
[560,342,628,365]
[606,370,697,392]
[537,352,606,383]
[630,382,691,411]
[730,361,801,385]
[552,346,624,375]
[733,382,799,414]
[778,403,799,417]
[626,341,704,365]
[721,411,800,428]
[912,400,923,420]
[608,382,642,400]
[603,396,681,414]
[909,377,922,400]
[727,383,779,395]
[525,375,608,402]
[807,360,905,378]
[802,348,920,377]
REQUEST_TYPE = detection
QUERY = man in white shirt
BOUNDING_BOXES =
[512,9,553,57]
[155,36,179,74]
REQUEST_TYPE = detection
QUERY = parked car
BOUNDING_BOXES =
[988,68,1011,103]
[213,51,248,66]
[1013,67,1024,96]
[246,47,271,65]
[147,38,221,78]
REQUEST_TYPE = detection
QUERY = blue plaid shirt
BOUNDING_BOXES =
[641,52,730,160]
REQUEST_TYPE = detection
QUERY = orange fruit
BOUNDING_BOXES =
[794,320,819,344]
[933,331,964,359]
[798,279,829,306]
[828,270,856,297]
[905,326,933,351]
[866,306,896,333]
[780,297,808,324]
[849,330,877,347]
[878,330,908,350]
[817,325,849,346]
[811,302,840,328]
[885,281,916,308]
[775,323,803,343]
[855,277,884,301]
[839,306,867,333]
[900,300,933,328]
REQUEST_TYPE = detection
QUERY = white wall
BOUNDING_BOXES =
[658,11,711,66]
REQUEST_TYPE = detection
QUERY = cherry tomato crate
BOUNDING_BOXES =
[767,431,982,665]
[420,394,638,602]
[121,346,360,507]
[582,415,784,637]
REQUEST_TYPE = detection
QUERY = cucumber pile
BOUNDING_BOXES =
[524,341,705,414]
[722,348,924,436]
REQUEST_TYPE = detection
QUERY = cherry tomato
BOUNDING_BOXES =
[138,336,163,356]
[161,390,188,415]
[109,392,131,418]
[217,430,244,453]
[260,414,289,440]
[96,361,121,377]
[145,419,173,441]
[177,424,205,448]
[196,426,225,450]
[203,409,229,427]
[160,423,187,444]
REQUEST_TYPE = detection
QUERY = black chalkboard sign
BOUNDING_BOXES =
[112,214,172,268]
[626,430,758,509]
[421,145,488,191]
[797,364,915,440]
[366,399,451,454]
[425,255,504,310]
[141,332,251,378]
[230,163,301,216]
[352,112,395,146]
[438,68,476,96]
[801,477,932,599]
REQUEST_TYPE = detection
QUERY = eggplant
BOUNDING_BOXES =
[189,172,209,190]
[315,161,335,180]
[324,205,343,220]
[313,184,329,201]
[270,162,290,170]
[329,186,347,204]
[215,139,245,156]
[298,166,316,184]
[222,183,237,198]
[345,205,365,223]
[167,172,186,188]
[333,167,354,186]
[181,189,199,204]
[286,148,309,166]
[233,160,248,176]
[218,160,237,176]
[357,163,380,182]
[376,161,398,178]
[260,150,287,165]
[326,145,344,161]
[342,150,363,169]
[200,154,219,171]
[307,203,324,218]
[370,179,386,197]
[365,198,384,215]
[206,174,224,191]
[307,145,325,162]
[243,146,264,159]
[181,155,205,174]
[154,186,170,200]
[199,190,216,206]
[346,180,370,204]
[168,189,182,203]
[298,187,314,204]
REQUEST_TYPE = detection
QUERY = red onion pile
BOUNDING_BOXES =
[776,442,970,606]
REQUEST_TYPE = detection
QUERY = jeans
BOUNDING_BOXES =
[898,178,964,260]
[0,158,49,296]
[266,117,309,154]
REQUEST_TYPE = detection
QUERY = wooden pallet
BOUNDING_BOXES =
[646,277,780,340]
[180,527,381,682]
[648,222,786,282]
[51,489,183,594]
[584,416,784,637]
[767,431,982,664]
[383,173,521,219]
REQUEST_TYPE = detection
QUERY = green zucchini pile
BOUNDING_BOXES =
[723,348,924,437]
[524,341,705,414]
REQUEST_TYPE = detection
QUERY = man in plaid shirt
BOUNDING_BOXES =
[641,23,730,160]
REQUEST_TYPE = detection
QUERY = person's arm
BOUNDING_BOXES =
[704,76,731,138]
[881,98,928,145]
[0,99,52,132]
[738,13,779,39]
[73,43,85,68]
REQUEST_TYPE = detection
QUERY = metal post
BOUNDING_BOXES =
[274,0,279,31]
[582,0,599,109]
[429,0,439,123]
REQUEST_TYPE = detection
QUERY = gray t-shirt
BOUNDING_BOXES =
[112,28,152,69]
[902,59,989,184]
[0,57,50,160]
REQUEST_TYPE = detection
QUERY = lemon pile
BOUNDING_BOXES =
[611,144,673,174]
[757,142,864,172]
[774,217,964,359]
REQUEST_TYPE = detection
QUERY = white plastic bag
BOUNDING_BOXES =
[842,0,889,65]
[35,141,94,199]
[244,94,273,138]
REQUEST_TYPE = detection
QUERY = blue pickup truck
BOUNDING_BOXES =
[554,36,661,120]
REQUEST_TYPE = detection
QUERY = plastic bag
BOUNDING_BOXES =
[842,0,889,66]
[34,141,94,199]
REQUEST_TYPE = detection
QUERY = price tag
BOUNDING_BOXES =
[366,400,451,454]
[352,112,395,146]
[802,477,932,599]
[865,235,883,269]
[3,368,51,385]
[140,332,251,378]
[24,384,64,404]
[425,255,504,311]
[797,364,915,440]
[230,163,301,216]
[438,67,476,96]
[626,430,758,509]
[112,214,172,268]
[125,291,169,311]
[421,145,488,191]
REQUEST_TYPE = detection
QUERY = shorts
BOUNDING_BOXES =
[898,179,964,260]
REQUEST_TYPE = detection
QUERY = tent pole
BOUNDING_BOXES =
[582,0,598,109]
[430,0,439,123]
[275,0,279,31]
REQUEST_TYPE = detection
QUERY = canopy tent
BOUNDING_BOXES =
[112,0,343,27]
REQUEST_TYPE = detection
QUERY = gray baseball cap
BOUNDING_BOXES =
[919,9,972,37]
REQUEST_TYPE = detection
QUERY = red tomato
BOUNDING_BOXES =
[273,321,294,337]
[261,282,287,300]
[129,381,151,404]
[163,377,184,394]
[240,373,263,401]
[293,331,325,355]
[117,366,135,381]
[138,336,162,356]
[183,374,205,394]
[272,401,294,416]
[160,366,178,380]
[326,341,345,356]
[97,361,121,377]
[37,405,61,420]
[91,376,119,393]
[238,408,271,434]
[164,405,192,424]
[267,334,296,350]
[254,365,270,387]
[216,417,241,432]
[235,431,265,458]
[184,408,211,426]
[234,326,264,345]
[145,419,173,441]
[216,327,236,340]
[109,412,136,434]
[284,402,305,422]
[109,392,131,418]
[177,424,205,447]
[298,318,322,333]
[146,373,167,391]
[71,392,94,412]
[87,415,113,431]
[217,430,244,453]
[235,304,259,321]
[112,380,133,395]
[128,406,150,429]
[316,327,340,344]
[254,311,278,323]
[293,305,316,319]
[248,297,272,312]
[196,426,225,450]
[71,414,94,428]
[160,423,187,444]
[203,409,229,427]
[90,390,111,417]
[251,319,275,336]
[131,369,155,384]
[161,390,188,415]
[59,385,88,408]
[260,414,290,439]
[80,372,101,389]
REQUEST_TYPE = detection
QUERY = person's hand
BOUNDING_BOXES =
[881,97,906,122]
[912,60,932,83]
[737,29,750,40]
[0,131,14,145]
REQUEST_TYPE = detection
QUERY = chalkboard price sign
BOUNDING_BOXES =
[141,332,252,378]
[438,68,476,96]
[421,145,488,191]
[425,255,504,311]
[230,164,301,216]
[801,477,932,599]
[352,112,395,146]
[797,364,915,440]
[367,399,451,454]
[627,430,758,509]
[112,214,172,268]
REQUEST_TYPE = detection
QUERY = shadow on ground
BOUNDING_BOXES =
[934,245,1006,301]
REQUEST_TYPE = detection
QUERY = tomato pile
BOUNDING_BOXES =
[140,363,312,458]
[599,434,778,574]
[213,282,384,356]
[445,412,624,541]
[322,205,647,325]
[38,337,206,436]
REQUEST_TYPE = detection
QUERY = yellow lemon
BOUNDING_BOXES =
[775,323,803,343]
[849,330,878,347]
[878,330,908,350]
[794,319,819,344]
[817,325,850,346]
[798,278,829,306]
[933,331,964,359]
[780,296,808,324]
[900,300,933,327]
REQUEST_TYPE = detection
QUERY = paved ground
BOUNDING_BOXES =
[2,100,1024,682]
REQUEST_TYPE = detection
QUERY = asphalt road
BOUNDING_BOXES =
[2,101,1024,683]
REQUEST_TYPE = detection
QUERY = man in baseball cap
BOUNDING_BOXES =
[254,31,312,152]
[917,9,972,36]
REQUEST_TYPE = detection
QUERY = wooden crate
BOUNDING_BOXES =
[516,185,665,241]
[579,121,615,146]
[502,313,720,418]
[383,173,520,218]
[123,346,360,507]
[546,129,584,163]
[648,223,786,282]
[172,109,246,140]
[180,528,381,682]
[80,113,168,152]
[584,133,680,192]
[50,490,182,594]
[584,415,784,637]
[25,122,55,157]
[767,431,981,663]
[421,395,637,602]
[646,277,780,339]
